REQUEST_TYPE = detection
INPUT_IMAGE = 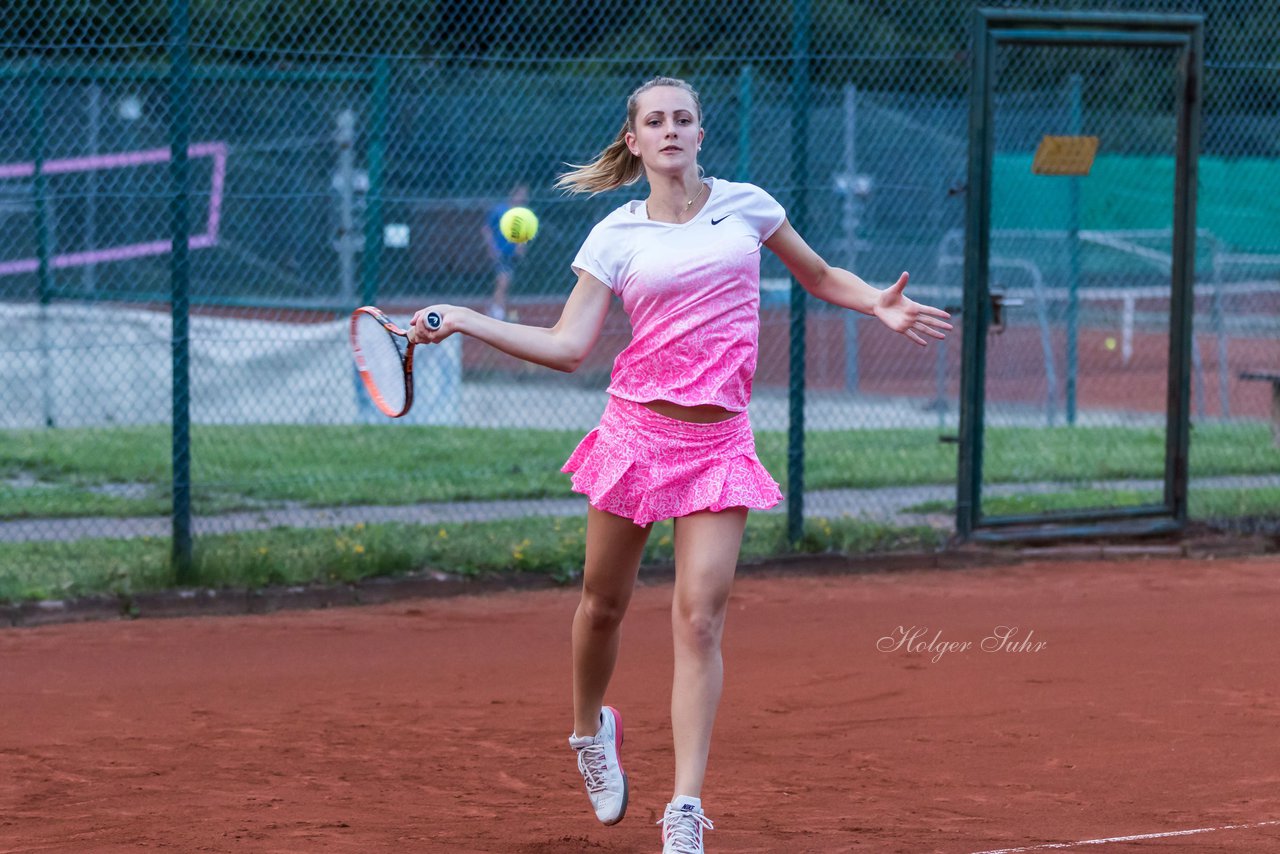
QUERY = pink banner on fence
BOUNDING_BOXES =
[0,142,227,277]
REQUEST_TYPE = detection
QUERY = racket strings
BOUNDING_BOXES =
[354,312,409,414]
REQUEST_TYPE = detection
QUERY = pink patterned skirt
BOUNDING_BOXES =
[562,396,782,526]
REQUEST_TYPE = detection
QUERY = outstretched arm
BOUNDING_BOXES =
[407,270,612,372]
[764,219,952,346]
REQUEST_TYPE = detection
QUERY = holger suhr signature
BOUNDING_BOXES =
[877,626,1047,663]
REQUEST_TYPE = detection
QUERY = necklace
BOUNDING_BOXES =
[644,182,706,223]
[685,182,706,209]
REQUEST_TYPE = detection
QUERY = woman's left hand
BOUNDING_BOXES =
[873,272,953,346]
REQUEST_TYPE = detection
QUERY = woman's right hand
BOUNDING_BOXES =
[408,305,460,345]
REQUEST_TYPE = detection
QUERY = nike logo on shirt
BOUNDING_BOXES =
[711,215,731,225]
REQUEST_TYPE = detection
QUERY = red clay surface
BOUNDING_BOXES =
[3,556,1280,853]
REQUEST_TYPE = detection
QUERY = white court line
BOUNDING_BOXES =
[971,819,1280,854]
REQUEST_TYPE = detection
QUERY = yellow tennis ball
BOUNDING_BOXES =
[1104,336,1117,351]
[500,206,538,243]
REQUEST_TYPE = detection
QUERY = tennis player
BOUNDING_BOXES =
[409,76,951,854]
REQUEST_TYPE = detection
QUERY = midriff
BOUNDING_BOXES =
[640,399,739,424]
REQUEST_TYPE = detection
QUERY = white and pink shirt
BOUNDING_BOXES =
[571,177,787,413]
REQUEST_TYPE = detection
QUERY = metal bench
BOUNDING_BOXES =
[1240,370,1280,447]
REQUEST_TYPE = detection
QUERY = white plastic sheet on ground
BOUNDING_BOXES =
[0,302,461,428]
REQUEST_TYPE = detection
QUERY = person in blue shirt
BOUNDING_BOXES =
[481,183,530,319]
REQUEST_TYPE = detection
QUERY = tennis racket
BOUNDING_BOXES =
[350,305,441,418]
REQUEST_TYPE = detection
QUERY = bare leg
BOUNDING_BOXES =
[669,507,747,798]
[572,505,652,737]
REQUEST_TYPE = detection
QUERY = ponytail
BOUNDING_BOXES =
[554,120,644,195]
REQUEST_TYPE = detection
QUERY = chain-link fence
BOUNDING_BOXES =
[2,0,1278,599]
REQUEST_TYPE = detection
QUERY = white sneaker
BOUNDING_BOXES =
[659,796,714,853]
[568,706,628,825]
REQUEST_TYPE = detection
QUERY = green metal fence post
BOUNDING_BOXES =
[169,0,194,582]
[361,56,390,307]
[1166,20,1204,525]
[787,0,811,546]
[957,10,995,539]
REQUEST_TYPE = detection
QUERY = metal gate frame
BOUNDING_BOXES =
[956,9,1204,541]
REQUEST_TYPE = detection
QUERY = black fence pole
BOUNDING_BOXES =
[787,0,810,546]
[169,0,194,582]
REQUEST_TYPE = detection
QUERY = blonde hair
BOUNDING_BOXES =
[555,76,703,195]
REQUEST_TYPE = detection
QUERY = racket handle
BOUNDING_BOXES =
[425,311,442,330]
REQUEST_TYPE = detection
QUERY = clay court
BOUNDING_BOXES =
[3,554,1279,853]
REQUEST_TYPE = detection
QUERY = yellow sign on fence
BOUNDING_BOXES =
[1032,135,1100,176]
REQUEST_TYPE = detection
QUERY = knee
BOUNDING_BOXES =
[578,589,628,632]
[672,601,725,653]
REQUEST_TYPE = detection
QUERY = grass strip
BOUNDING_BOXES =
[2,423,1275,518]
[0,514,944,603]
